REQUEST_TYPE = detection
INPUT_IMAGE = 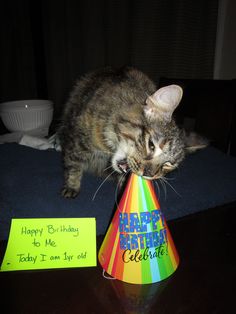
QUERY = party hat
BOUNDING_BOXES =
[98,173,179,284]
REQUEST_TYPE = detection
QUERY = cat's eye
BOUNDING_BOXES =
[148,138,155,152]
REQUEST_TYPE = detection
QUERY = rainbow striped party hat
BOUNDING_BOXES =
[98,173,179,284]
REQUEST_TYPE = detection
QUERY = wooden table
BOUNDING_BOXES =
[1,203,235,314]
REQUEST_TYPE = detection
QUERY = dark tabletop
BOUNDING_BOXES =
[0,203,235,314]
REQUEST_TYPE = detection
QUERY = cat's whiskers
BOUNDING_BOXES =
[161,176,182,197]
[154,180,161,198]
[103,165,114,172]
[159,178,167,200]
[115,169,131,210]
[92,169,116,201]
[162,175,176,181]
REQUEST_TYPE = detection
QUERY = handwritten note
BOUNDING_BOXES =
[0,218,97,271]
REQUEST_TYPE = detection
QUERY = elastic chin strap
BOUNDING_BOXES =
[102,269,116,280]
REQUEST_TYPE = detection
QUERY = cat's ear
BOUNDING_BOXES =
[183,131,209,153]
[145,85,183,122]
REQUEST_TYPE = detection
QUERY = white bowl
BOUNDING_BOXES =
[0,99,54,137]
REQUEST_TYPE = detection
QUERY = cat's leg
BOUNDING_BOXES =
[61,167,82,198]
[61,153,89,198]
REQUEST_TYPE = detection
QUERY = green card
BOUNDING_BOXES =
[0,218,97,271]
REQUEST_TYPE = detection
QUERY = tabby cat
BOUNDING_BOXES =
[58,66,206,198]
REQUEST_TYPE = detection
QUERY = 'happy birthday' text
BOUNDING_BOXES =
[119,209,167,250]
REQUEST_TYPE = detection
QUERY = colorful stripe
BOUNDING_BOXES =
[98,173,179,284]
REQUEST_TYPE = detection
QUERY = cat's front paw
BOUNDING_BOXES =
[61,187,79,198]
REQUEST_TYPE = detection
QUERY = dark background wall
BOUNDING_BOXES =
[0,0,219,119]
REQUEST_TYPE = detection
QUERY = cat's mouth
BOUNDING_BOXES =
[116,159,160,180]
[117,159,129,173]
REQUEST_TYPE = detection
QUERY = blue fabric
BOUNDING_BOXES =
[1,143,236,240]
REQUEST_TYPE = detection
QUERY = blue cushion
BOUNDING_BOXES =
[1,143,236,240]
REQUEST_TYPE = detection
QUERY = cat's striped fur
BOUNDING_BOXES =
[59,67,206,198]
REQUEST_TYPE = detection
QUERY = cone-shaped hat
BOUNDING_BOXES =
[98,173,179,284]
